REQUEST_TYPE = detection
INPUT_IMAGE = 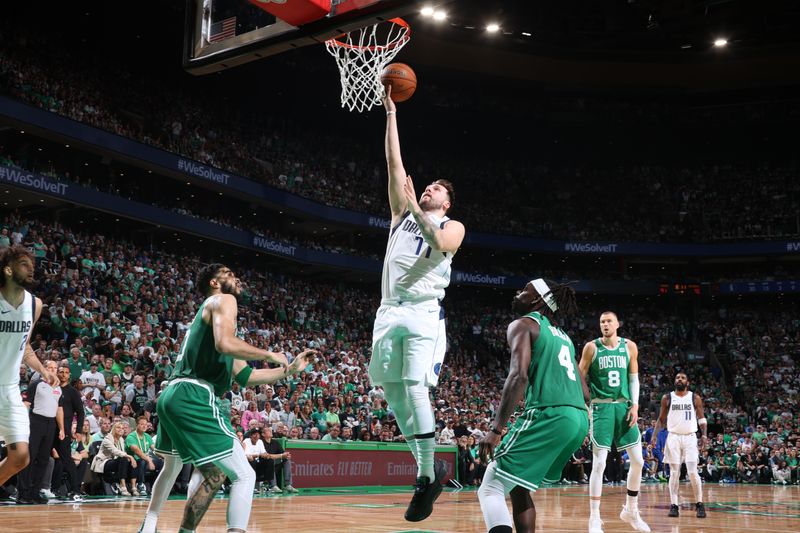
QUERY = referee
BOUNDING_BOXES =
[18,360,64,504]
[54,364,85,500]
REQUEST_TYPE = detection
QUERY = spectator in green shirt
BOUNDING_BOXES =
[68,346,89,382]
[125,416,163,496]
[153,355,174,379]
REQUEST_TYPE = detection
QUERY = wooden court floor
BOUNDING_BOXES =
[0,482,797,532]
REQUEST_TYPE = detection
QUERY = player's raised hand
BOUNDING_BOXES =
[382,84,396,114]
[403,176,421,214]
[290,349,317,374]
[626,403,639,428]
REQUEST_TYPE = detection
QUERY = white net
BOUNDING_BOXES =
[325,18,411,113]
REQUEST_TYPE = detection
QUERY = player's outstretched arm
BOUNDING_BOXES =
[382,86,408,221]
[211,294,287,365]
[232,350,317,386]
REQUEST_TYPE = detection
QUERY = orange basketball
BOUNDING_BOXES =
[380,63,417,102]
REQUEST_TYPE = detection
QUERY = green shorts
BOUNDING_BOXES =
[155,379,237,466]
[493,405,589,492]
[590,401,641,451]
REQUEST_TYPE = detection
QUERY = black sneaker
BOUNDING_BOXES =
[67,491,84,502]
[404,476,443,522]
[32,493,49,504]
[696,502,706,518]
[668,504,680,517]
[14,494,34,505]
[0,486,13,500]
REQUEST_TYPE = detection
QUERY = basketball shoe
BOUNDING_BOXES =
[620,505,651,532]
[404,459,446,522]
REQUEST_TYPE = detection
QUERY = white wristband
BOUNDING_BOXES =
[386,111,396,116]
[698,418,707,426]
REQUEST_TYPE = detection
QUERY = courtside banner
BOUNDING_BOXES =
[284,442,457,487]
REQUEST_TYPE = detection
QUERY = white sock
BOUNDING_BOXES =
[188,467,204,499]
[141,455,183,533]
[415,437,436,480]
[214,442,256,531]
[626,444,644,493]
[406,381,435,480]
[686,462,703,503]
[590,499,601,517]
[589,448,608,517]
[668,465,680,506]
[478,462,514,531]
[382,382,419,464]
[625,494,638,511]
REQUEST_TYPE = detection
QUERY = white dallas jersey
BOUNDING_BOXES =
[667,391,698,434]
[381,211,453,303]
[0,290,35,386]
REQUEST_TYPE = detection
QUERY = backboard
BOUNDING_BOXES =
[183,0,420,75]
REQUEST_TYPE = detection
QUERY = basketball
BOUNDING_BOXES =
[380,63,417,102]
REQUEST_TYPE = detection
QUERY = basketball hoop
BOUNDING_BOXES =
[325,18,411,113]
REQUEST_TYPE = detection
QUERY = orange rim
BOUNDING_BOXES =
[327,17,410,51]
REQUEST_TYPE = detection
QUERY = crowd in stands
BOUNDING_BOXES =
[1,213,797,501]
[2,33,800,243]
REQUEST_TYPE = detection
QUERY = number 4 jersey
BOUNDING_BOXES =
[381,211,452,304]
[522,312,586,411]
[589,337,631,402]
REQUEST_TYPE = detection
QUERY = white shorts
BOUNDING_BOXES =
[664,433,699,465]
[369,300,447,387]
[0,385,30,444]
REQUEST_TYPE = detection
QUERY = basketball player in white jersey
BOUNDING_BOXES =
[651,372,707,518]
[369,87,465,522]
[0,245,57,498]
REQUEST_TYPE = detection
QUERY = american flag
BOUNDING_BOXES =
[208,16,237,43]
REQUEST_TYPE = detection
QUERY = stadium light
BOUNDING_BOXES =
[713,38,728,47]
[420,6,434,16]
[432,10,447,21]
[486,23,500,33]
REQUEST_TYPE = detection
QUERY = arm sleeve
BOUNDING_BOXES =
[628,373,640,405]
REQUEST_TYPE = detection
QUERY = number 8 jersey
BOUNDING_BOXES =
[588,337,631,402]
[380,211,453,304]
[522,311,585,411]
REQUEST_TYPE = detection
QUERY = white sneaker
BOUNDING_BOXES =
[284,485,299,493]
[589,516,605,533]
[268,486,282,494]
[620,505,651,532]
[39,489,56,499]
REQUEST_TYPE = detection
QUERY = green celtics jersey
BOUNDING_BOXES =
[172,299,233,396]
[589,338,630,401]
[522,312,585,411]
